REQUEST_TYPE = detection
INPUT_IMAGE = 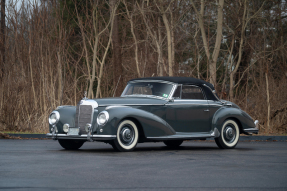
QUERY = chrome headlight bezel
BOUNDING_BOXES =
[49,111,60,125]
[97,111,109,126]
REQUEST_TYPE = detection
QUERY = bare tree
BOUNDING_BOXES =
[123,0,141,77]
[0,0,287,135]
[0,0,5,79]
[191,0,224,87]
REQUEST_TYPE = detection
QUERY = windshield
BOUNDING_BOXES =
[121,82,174,99]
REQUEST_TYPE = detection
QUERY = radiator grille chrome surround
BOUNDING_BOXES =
[75,99,98,134]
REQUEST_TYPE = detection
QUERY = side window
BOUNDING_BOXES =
[181,85,204,100]
[172,85,181,98]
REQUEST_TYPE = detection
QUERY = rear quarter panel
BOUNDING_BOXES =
[212,106,255,132]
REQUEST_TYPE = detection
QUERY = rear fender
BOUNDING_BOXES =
[212,107,255,133]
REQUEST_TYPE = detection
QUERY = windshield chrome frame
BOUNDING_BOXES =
[121,80,177,100]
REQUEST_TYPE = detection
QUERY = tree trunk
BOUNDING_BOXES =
[110,0,123,97]
[123,1,141,77]
[191,0,211,80]
[57,51,63,105]
[95,0,117,98]
[0,0,5,79]
[161,6,173,76]
[158,17,163,76]
[210,0,224,87]
[229,0,247,101]
[265,72,270,133]
[29,46,37,108]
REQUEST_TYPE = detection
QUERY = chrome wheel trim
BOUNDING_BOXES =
[223,125,236,143]
[221,120,239,147]
[117,120,138,150]
[119,125,135,146]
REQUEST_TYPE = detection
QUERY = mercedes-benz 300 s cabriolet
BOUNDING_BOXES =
[46,77,259,151]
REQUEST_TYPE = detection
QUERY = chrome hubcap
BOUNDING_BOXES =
[226,127,234,139]
[119,125,135,146]
[223,125,236,143]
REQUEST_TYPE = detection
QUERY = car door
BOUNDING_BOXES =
[166,85,210,133]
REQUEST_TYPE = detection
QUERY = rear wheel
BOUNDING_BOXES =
[215,119,240,149]
[112,120,139,152]
[58,139,85,150]
[163,140,183,147]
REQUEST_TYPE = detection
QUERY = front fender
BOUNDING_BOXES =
[49,106,76,133]
[98,106,176,137]
[212,107,255,133]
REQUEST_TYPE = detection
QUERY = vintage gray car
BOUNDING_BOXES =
[46,77,259,151]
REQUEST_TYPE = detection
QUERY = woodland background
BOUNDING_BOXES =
[0,0,286,134]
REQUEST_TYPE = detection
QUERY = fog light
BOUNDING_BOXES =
[63,123,69,133]
[85,123,92,133]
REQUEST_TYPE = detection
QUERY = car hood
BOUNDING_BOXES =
[93,97,168,106]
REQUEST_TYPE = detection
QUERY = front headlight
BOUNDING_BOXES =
[49,111,60,125]
[97,111,109,126]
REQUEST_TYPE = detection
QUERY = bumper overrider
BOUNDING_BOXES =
[243,120,259,134]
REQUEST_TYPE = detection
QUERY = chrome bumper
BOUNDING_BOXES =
[243,120,259,134]
[46,133,116,141]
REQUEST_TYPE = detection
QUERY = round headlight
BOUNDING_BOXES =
[63,123,69,133]
[97,111,109,126]
[49,111,60,125]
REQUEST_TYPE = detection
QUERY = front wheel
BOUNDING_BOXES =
[112,120,139,152]
[215,119,240,149]
[58,139,85,150]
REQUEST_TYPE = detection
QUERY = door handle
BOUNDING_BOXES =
[204,109,209,112]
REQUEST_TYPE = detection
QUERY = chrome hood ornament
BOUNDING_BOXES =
[84,91,87,100]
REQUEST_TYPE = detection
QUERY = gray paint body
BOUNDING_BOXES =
[50,96,256,140]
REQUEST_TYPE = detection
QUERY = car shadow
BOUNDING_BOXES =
[134,145,253,152]
[57,144,254,153]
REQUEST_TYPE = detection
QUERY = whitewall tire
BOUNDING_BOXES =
[112,120,139,152]
[215,119,240,149]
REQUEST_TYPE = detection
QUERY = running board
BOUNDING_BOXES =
[147,128,220,141]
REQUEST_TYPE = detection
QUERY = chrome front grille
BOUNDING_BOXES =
[75,104,93,134]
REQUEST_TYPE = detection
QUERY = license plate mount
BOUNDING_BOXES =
[68,128,79,136]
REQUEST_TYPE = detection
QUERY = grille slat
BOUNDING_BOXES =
[76,105,93,134]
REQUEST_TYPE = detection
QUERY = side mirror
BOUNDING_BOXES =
[169,98,174,102]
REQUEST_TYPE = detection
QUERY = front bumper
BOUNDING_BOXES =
[46,133,116,141]
[243,120,259,134]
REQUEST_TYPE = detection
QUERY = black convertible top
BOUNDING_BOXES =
[129,76,217,100]
[129,77,215,90]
